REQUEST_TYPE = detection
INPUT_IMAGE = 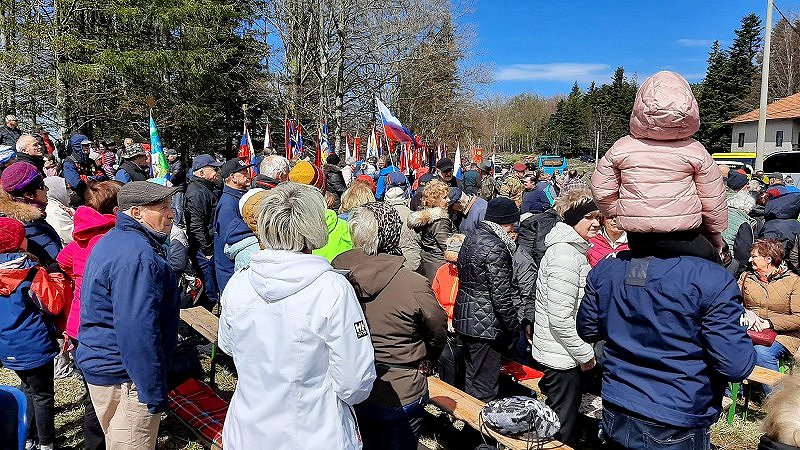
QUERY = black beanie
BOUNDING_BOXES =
[485,197,520,225]
[326,153,341,165]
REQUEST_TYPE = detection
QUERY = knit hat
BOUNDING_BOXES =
[239,188,266,233]
[0,218,25,253]
[326,153,341,165]
[485,197,520,225]
[444,233,465,263]
[117,180,178,211]
[362,202,402,256]
[563,199,599,227]
[0,145,15,165]
[726,171,748,191]
[1,162,43,194]
[289,161,327,191]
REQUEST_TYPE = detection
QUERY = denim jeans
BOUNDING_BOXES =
[171,191,185,227]
[192,250,219,307]
[601,405,711,450]
[354,394,428,450]
[754,341,787,372]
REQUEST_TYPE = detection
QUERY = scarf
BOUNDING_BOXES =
[362,202,402,256]
[482,220,516,255]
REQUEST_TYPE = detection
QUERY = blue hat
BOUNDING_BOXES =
[0,145,15,165]
[191,154,223,171]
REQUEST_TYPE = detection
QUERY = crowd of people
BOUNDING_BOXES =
[0,70,799,450]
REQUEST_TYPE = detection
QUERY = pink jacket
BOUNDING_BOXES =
[56,206,116,339]
[591,71,727,234]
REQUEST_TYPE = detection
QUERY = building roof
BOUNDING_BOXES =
[725,92,800,124]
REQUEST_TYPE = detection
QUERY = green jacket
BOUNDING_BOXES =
[722,206,755,248]
[312,209,353,262]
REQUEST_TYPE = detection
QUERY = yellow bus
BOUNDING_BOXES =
[711,152,756,171]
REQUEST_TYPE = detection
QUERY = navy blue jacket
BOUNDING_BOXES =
[26,218,62,262]
[76,213,179,412]
[0,254,58,371]
[577,253,756,428]
[763,192,800,270]
[62,134,90,190]
[214,185,254,291]
[520,182,553,214]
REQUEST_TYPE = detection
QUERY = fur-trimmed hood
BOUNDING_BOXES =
[0,190,44,223]
[407,207,449,230]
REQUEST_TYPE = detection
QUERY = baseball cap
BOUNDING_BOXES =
[477,160,492,172]
[436,158,454,172]
[191,154,223,171]
[220,158,255,179]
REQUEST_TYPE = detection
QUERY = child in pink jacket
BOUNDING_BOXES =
[591,71,727,255]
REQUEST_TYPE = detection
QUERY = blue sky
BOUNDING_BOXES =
[465,0,800,97]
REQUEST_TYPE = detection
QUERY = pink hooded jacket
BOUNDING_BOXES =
[591,71,727,235]
[56,206,116,339]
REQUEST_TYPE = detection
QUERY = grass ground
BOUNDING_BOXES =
[0,348,765,450]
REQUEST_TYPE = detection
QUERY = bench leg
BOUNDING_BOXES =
[741,381,751,421]
[726,383,739,424]
[210,342,217,390]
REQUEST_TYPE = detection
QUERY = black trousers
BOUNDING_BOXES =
[438,333,466,390]
[458,334,505,402]
[71,339,105,450]
[535,363,582,446]
[15,360,55,446]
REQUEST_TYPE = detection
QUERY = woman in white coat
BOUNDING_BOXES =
[218,182,377,450]
[531,187,600,446]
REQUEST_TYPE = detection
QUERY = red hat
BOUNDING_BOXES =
[356,175,376,193]
[0,217,25,253]
[513,163,526,172]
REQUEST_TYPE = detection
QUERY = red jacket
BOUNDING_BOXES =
[587,232,630,267]
[432,262,459,322]
[56,206,116,339]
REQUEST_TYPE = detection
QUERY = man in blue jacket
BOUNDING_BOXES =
[375,154,400,200]
[214,158,254,292]
[77,181,180,449]
[577,244,756,449]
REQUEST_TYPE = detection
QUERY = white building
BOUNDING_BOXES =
[725,92,800,154]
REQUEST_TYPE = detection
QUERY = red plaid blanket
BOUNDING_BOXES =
[168,378,227,448]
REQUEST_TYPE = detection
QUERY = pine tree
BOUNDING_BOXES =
[726,13,763,115]
[697,41,733,152]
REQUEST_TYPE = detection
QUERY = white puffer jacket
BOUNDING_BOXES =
[531,222,594,370]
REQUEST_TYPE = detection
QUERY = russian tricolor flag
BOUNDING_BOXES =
[376,97,414,144]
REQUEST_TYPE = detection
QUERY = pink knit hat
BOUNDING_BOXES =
[1,162,42,194]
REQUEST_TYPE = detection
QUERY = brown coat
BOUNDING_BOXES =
[740,270,800,359]
[332,249,448,407]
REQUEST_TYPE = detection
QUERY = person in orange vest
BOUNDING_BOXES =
[432,233,466,388]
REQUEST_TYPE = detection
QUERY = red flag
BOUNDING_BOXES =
[354,136,362,160]
[284,117,291,160]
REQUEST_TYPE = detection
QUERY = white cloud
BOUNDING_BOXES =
[676,39,713,47]
[494,63,611,83]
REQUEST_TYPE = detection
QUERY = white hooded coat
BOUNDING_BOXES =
[218,249,376,449]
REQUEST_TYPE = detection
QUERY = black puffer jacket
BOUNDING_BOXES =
[512,209,560,324]
[0,125,21,147]
[453,221,520,339]
[323,164,347,209]
[407,207,454,281]
[184,178,218,256]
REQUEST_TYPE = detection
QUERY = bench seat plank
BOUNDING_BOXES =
[180,306,219,343]
[428,377,570,450]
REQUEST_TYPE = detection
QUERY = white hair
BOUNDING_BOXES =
[348,207,379,255]
[259,155,290,179]
[16,134,37,153]
[257,182,328,252]
[762,372,800,447]
[727,190,755,213]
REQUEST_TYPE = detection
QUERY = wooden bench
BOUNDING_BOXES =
[428,376,571,450]
[179,306,221,387]
[727,365,786,423]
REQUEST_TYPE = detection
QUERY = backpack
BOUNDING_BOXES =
[480,396,560,443]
